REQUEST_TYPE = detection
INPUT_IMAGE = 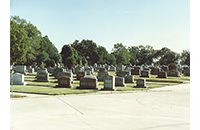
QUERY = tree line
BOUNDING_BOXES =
[10,16,190,68]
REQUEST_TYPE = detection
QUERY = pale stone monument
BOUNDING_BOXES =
[15,65,28,74]
[101,75,116,91]
[76,71,86,80]
[10,72,27,85]
[36,70,50,82]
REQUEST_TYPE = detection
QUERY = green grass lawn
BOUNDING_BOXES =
[11,71,189,95]
[10,94,27,98]
[11,85,98,95]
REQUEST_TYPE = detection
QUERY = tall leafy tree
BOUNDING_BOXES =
[10,19,29,65]
[60,44,78,67]
[111,43,130,65]
[154,47,180,65]
[106,53,116,65]
[180,50,190,66]
[11,16,42,65]
[97,45,108,64]
[71,39,99,65]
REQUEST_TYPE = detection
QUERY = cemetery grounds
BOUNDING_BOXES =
[10,71,190,97]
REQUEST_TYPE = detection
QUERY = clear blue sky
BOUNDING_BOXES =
[10,0,190,53]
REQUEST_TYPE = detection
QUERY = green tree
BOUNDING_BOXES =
[180,50,190,66]
[11,16,42,66]
[106,53,116,65]
[97,45,108,64]
[65,57,76,69]
[154,47,180,65]
[111,43,130,65]
[36,51,49,65]
[71,39,99,65]
[128,46,138,65]
[10,19,29,65]
[82,56,88,66]
[60,44,78,67]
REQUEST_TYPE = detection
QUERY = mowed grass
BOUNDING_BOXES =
[11,71,190,95]
[11,85,98,95]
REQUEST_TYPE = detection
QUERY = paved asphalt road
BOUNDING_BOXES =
[10,84,190,130]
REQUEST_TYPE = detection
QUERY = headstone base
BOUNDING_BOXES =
[100,88,116,91]
[55,85,72,88]
[76,86,98,90]
[134,85,148,88]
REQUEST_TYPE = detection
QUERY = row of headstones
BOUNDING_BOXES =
[56,75,147,90]
[93,63,190,76]
[10,70,147,91]
[11,65,35,75]
[10,65,190,85]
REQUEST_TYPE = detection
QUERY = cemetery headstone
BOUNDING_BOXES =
[101,75,116,91]
[53,68,65,78]
[55,77,72,88]
[77,76,98,90]
[47,67,54,73]
[140,70,150,78]
[110,65,116,72]
[28,68,34,73]
[97,71,110,81]
[131,69,141,75]
[134,79,148,88]
[168,70,181,77]
[116,71,130,77]
[76,71,86,80]
[57,72,74,83]
[115,77,126,87]
[15,65,28,74]
[74,65,83,74]
[10,72,27,85]
[150,68,161,75]
[125,75,135,83]
[157,71,168,78]
[85,70,91,75]
[36,70,50,82]
[116,65,124,72]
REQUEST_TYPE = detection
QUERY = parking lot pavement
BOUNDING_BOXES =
[10,84,190,130]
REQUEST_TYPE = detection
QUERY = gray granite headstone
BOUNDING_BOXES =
[101,75,116,91]
[134,79,148,88]
[10,72,27,85]
[115,77,126,87]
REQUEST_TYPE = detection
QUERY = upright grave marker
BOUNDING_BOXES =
[157,71,167,78]
[101,75,116,91]
[115,77,126,87]
[56,77,72,88]
[168,70,181,77]
[140,71,150,78]
[36,69,50,82]
[10,72,27,85]
[77,76,98,90]
[134,79,148,88]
